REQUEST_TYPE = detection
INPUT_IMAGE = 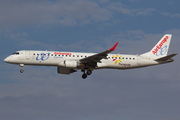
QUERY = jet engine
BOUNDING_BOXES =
[58,60,85,69]
[64,60,78,68]
[57,67,77,74]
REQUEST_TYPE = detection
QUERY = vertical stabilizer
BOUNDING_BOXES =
[141,34,172,59]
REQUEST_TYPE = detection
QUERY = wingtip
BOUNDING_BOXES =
[109,42,119,51]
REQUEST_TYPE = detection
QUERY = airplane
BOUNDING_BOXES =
[4,34,177,79]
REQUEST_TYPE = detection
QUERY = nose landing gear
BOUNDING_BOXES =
[19,64,24,73]
[20,69,24,73]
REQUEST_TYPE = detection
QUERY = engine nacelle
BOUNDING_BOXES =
[57,67,76,74]
[58,60,85,69]
[64,60,78,68]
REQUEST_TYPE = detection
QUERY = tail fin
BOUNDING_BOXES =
[141,34,172,58]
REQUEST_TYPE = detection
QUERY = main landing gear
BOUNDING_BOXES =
[19,64,24,73]
[82,70,92,79]
[82,73,87,79]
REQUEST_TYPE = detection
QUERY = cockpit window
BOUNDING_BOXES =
[12,52,19,55]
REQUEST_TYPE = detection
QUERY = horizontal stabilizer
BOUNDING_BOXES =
[155,53,177,61]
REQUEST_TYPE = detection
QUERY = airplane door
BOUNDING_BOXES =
[19,51,25,60]
[137,55,141,66]
[25,50,30,60]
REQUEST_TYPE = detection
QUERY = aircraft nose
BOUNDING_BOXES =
[4,57,10,63]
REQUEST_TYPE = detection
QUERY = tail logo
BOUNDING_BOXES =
[155,45,168,56]
[152,36,169,55]
[112,55,123,64]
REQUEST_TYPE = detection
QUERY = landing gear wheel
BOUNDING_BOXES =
[19,64,24,73]
[20,69,24,73]
[86,70,92,75]
[82,73,87,79]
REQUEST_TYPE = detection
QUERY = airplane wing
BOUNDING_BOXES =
[79,42,119,64]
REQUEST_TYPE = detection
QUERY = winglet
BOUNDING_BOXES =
[109,42,119,51]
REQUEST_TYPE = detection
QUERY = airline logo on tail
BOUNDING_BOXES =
[155,45,168,56]
[152,36,169,55]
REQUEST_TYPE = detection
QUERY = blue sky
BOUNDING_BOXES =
[0,0,180,120]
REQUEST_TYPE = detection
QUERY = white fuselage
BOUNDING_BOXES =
[4,50,159,70]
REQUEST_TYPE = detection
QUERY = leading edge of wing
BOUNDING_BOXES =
[79,42,119,64]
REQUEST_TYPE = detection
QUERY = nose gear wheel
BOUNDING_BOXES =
[20,69,24,73]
